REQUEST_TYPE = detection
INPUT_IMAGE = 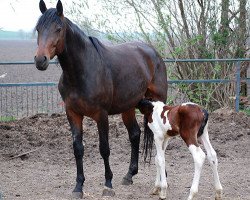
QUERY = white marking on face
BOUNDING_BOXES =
[181,102,197,106]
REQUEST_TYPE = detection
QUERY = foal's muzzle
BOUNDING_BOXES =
[34,55,49,71]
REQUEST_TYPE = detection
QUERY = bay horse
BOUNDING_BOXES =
[34,0,167,198]
[137,100,223,200]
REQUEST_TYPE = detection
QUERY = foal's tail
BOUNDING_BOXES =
[197,109,209,137]
[137,99,154,163]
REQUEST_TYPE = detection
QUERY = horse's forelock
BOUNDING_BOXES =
[36,8,64,31]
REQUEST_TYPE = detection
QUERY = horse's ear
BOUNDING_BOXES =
[39,0,47,14]
[56,0,63,16]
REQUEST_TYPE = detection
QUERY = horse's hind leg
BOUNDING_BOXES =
[199,125,223,200]
[121,108,141,185]
[146,61,168,102]
[95,110,115,197]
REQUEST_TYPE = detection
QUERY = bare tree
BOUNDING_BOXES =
[67,0,249,110]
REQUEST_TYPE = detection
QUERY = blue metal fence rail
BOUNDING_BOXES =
[164,58,250,112]
[1,58,250,119]
[0,61,62,120]
[0,61,58,65]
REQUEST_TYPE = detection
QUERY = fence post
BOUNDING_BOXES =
[235,61,241,112]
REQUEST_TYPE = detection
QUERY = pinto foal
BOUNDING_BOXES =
[138,100,222,200]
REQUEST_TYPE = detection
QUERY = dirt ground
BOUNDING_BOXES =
[0,40,250,199]
[0,109,249,200]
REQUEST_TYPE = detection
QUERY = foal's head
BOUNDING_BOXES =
[34,0,65,71]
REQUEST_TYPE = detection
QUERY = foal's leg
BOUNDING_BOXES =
[187,144,206,200]
[154,136,168,199]
[66,109,84,199]
[95,110,115,196]
[199,125,223,200]
[121,108,141,185]
[152,136,170,196]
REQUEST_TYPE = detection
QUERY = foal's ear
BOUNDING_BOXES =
[39,0,47,14]
[56,0,63,16]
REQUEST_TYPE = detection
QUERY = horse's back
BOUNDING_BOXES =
[101,41,167,113]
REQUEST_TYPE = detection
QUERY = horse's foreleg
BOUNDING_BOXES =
[96,111,115,197]
[199,125,223,200]
[121,109,141,185]
[66,110,84,199]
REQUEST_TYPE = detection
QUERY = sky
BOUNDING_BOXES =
[0,0,67,32]
[0,0,146,33]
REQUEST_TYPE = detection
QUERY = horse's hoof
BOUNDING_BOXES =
[72,191,83,199]
[102,187,115,197]
[121,177,133,185]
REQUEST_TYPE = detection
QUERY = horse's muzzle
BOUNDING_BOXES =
[34,55,49,71]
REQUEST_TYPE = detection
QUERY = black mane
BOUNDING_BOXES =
[64,19,105,57]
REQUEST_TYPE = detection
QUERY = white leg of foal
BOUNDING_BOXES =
[154,137,167,199]
[163,136,170,188]
[199,126,223,200]
[163,136,170,151]
[188,145,206,200]
[151,155,161,195]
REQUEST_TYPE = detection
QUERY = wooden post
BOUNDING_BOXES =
[247,65,250,101]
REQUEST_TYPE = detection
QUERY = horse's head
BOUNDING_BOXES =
[34,0,65,71]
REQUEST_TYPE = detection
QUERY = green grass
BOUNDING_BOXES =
[240,108,250,116]
[0,116,16,122]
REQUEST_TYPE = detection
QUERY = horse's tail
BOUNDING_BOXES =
[137,99,154,163]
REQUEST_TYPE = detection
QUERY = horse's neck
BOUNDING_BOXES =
[58,22,98,81]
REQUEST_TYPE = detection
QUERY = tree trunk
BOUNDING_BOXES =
[217,0,230,59]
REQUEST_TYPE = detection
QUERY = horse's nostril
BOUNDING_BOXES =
[44,56,47,62]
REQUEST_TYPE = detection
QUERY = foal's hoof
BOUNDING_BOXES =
[215,189,223,200]
[121,177,133,185]
[102,187,115,197]
[72,191,83,199]
[151,187,160,195]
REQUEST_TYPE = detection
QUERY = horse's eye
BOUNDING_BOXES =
[56,27,62,33]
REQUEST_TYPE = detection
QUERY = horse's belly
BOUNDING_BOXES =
[108,87,147,114]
